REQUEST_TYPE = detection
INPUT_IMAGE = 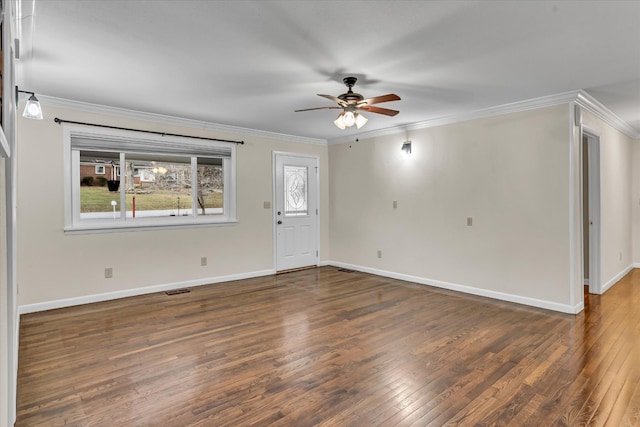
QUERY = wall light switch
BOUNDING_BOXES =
[467,217,473,226]
[264,201,271,209]
[393,201,398,209]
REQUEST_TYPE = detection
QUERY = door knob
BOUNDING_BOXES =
[277,220,282,225]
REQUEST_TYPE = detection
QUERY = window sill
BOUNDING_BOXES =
[64,217,238,235]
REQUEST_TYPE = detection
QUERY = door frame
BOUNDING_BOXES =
[581,127,601,294]
[272,151,320,272]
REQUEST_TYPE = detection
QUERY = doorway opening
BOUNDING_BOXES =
[582,129,601,296]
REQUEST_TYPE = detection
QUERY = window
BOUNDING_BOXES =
[95,165,105,174]
[64,125,236,232]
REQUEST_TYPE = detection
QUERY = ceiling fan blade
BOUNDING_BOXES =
[318,94,348,106]
[294,106,342,112]
[359,105,400,116]
[359,94,401,105]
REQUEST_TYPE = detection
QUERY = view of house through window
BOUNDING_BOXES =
[80,151,121,217]
[68,127,236,230]
[79,152,223,220]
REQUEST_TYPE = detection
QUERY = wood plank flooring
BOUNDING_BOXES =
[16,266,640,426]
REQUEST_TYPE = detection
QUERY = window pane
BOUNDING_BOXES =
[196,157,224,216]
[124,154,192,219]
[79,151,121,220]
[284,165,308,217]
[69,128,236,230]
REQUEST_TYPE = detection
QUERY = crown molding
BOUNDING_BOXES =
[328,90,639,145]
[574,91,640,139]
[38,95,329,146]
[37,91,639,147]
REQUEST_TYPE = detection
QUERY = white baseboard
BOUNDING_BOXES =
[18,269,275,314]
[19,261,602,315]
[327,261,582,314]
[601,264,635,294]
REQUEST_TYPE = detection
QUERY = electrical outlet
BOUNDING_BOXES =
[467,217,473,226]
[264,201,271,209]
[377,250,382,259]
[201,257,207,266]
[104,267,113,279]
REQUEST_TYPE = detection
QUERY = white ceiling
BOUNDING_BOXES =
[16,0,640,141]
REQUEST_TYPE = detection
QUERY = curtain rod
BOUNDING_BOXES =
[53,118,245,145]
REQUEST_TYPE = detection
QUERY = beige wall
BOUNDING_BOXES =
[16,104,329,307]
[633,142,640,265]
[329,104,573,307]
[14,100,638,313]
[581,110,634,289]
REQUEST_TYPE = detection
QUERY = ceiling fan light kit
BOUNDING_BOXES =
[343,111,356,127]
[333,110,369,129]
[295,77,400,130]
[354,112,368,129]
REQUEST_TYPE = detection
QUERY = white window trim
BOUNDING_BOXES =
[63,124,237,233]
[95,165,105,174]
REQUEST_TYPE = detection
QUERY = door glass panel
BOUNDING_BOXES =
[284,165,308,217]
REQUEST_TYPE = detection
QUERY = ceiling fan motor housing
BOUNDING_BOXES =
[339,77,363,103]
[343,76,358,87]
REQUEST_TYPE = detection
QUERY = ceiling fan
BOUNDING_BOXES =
[295,77,400,129]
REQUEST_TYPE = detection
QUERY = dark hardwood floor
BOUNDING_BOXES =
[16,266,640,426]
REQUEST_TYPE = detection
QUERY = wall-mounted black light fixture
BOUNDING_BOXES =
[16,87,43,120]
[401,140,412,156]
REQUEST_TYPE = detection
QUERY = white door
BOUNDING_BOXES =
[274,153,318,271]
